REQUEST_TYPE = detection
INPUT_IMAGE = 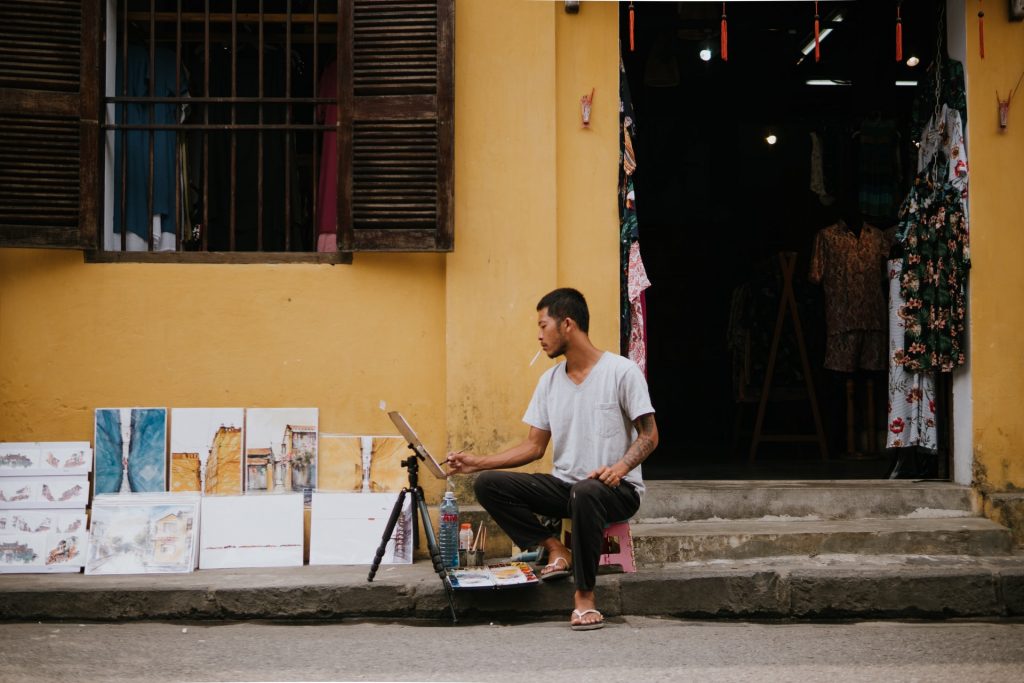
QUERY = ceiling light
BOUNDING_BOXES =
[699,48,712,62]
[906,56,920,67]
[806,79,853,86]
[765,134,778,145]
[800,28,833,56]
[895,80,919,87]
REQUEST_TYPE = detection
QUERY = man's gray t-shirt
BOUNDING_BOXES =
[523,351,655,496]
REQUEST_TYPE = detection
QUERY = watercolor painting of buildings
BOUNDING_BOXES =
[199,493,304,569]
[170,408,244,495]
[318,435,409,493]
[0,511,88,573]
[0,476,89,508]
[244,409,318,500]
[85,496,199,574]
[94,408,168,494]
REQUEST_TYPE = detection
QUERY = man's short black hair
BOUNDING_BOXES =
[537,288,589,334]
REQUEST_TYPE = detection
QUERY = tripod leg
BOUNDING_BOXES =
[367,488,409,583]
[415,488,458,623]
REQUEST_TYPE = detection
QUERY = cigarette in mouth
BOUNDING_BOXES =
[530,349,542,366]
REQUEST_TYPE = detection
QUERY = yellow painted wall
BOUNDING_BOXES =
[964,10,1024,492]
[0,1,622,504]
[0,249,449,496]
[444,1,619,500]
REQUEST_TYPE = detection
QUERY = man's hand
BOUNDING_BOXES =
[588,463,629,488]
[445,450,483,475]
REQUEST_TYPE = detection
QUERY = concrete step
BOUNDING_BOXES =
[2,554,1023,621]
[631,517,1014,564]
[638,480,976,521]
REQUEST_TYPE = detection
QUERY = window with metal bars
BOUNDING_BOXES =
[0,0,454,260]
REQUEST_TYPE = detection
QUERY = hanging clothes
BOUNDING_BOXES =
[894,176,968,372]
[886,259,938,450]
[808,222,890,372]
[619,55,650,370]
[895,102,969,373]
[316,60,339,253]
[114,44,189,250]
[627,240,652,375]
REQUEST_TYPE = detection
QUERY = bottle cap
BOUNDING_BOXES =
[443,491,456,499]
[460,523,472,529]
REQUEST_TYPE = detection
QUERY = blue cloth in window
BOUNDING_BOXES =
[114,45,188,240]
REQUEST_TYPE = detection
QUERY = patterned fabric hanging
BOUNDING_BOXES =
[896,175,968,372]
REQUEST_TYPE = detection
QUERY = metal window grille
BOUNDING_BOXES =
[103,0,337,253]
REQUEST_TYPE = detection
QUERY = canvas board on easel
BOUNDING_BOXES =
[309,492,412,566]
[318,434,409,493]
[199,493,304,569]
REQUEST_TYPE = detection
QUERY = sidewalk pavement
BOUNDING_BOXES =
[3,553,1024,622]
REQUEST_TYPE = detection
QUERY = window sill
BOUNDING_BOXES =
[85,251,353,265]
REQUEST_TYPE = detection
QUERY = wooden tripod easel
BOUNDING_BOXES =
[748,252,829,462]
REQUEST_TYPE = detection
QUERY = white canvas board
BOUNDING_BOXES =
[86,494,200,575]
[0,442,92,476]
[36,443,93,475]
[170,408,245,494]
[0,510,87,535]
[309,492,413,566]
[0,509,86,572]
[0,533,49,571]
[199,493,304,569]
[0,476,89,508]
[244,408,318,500]
[0,443,41,474]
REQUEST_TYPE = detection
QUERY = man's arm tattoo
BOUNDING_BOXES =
[619,413,657,472]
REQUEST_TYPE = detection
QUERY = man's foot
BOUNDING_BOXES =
[539,554,572,581]
[570,608,605,631]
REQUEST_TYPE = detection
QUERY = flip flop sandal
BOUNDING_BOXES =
[538,555,571,582]
[570,609,605,631]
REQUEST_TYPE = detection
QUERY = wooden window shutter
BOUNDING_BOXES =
[0,0,99,249]
[339,0,454,252]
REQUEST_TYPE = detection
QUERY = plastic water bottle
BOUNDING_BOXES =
[439,491,460,569]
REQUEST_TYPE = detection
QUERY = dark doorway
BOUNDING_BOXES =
[620,2,943,479]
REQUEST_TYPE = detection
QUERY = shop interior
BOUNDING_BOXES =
[619,1,947,479]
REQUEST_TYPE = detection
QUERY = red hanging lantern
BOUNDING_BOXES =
[814,1,821,63]
[896,2,903,62]
[721,3,728,62]
[629,2,636,53]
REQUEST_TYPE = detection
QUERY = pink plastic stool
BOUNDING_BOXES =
[560,519,636,573]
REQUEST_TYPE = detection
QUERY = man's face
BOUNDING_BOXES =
[537,308,569,358]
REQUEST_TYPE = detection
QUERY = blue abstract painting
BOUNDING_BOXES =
[94,408,167,494]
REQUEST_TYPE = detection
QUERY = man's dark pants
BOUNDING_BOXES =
[473,471,640,591]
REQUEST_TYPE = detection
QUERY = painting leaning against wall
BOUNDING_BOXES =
[94,408,168,494]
